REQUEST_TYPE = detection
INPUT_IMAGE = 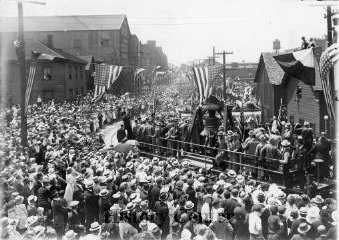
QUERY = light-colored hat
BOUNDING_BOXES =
[89,222,101,232]
[181,229,192,239]
[228,170,236,178]
[64,230,77,240]
[185,201,194,210]
[69,201,79,207]
[281,140,291,147]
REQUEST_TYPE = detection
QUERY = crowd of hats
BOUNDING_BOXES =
[0,87,337,240]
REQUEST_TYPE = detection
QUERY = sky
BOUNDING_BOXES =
[0,0,334,65]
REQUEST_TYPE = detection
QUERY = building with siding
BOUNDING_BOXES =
[0,40,87,106]
[254,51,328,135]
[0,15,132,65]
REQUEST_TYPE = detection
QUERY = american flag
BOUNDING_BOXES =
[25,51,40,115]
[314,44,336,121]
[93,64,123,101]
[192,66,222,104]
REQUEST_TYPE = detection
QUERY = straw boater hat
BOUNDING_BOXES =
[185,201,194,210]
[228,170,236,178]
[63,230,77,240]
[89,222,101,232]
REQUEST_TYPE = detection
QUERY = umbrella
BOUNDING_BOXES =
[114,143,134,153]
[126,140,140,146]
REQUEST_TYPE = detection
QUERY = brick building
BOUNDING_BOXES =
[140,40,168,71]
[0,15,132,65]
[0,41,87,106]
[254,51,328,135]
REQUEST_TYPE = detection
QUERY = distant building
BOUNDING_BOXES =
[129,34,141,66]
[0,41,87,106]
[0,15,132,65]
[140,40,168,71]
[254,50,328,135]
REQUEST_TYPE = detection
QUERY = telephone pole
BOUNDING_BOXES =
[17,0,27,147]
[206,57,214,66]
[215,50,233,131]
[215,51,233,101]
[213,46,216,66]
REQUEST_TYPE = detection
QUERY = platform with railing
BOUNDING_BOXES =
[136,136,335,195]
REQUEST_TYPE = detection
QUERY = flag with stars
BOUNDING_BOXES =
[93,64,123,101]
[192,66,223,104]
[314,44,337,121]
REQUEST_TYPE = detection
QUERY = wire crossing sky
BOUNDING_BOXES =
[0,0,333,65]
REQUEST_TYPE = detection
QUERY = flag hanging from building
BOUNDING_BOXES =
[25,51,40,115]
[192,66,223,105]
[93,64,123,101]
[133,68,146,86]
[273,48,316,85]
[318,44,338,121]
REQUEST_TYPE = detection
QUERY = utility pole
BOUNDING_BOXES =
[17,0,27,147]
[215,51,233,101]
[206,57,214,66]
[213,46,216,66]
[215,50,233,131]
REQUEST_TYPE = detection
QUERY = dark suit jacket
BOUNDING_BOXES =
[32,181,42,195]
[148,184,161,211]
[37,186,51,209]
[51,198,68,226]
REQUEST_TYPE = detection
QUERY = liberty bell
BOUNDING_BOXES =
[200,95,224,137]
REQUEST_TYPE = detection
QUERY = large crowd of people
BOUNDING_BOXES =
[0,82,337,240]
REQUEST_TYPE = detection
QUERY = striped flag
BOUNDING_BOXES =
[133,68,146,87]
[314,44,337,122]
[192,66,222,105]
[93,64,123,101]
[25,51,40,115]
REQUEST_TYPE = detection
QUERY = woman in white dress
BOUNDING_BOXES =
[64,167,80,205]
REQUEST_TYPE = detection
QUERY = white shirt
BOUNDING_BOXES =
[201,203,211,222]
[248,212,262,235]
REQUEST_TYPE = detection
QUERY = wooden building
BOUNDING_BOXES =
[0,40,87,106]
[254,51,328,135]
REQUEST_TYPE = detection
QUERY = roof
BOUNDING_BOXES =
[254,50,323,91]
[255,52,285,85]
[0,14,126,32]
[4,40,86,64]
[78,55,95,70]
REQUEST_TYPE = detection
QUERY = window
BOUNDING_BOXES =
[73,39,82,48]
[43,67,52,80]
[310,123,316,131]
[101,38,110,47]
[289,115,294,125]
[69,89,73,99]
[68,66,72,80]
[42,90,53,101]
[299,118,304,126]
[80,66,84,80]
[75,88,79,97]
[74,66,78,80]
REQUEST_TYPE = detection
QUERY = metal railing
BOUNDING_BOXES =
[136,135,299,187]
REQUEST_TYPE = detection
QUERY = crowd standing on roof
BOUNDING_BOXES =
[0,82,337,240]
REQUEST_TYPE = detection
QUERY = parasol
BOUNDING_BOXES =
[114,143,134,153]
